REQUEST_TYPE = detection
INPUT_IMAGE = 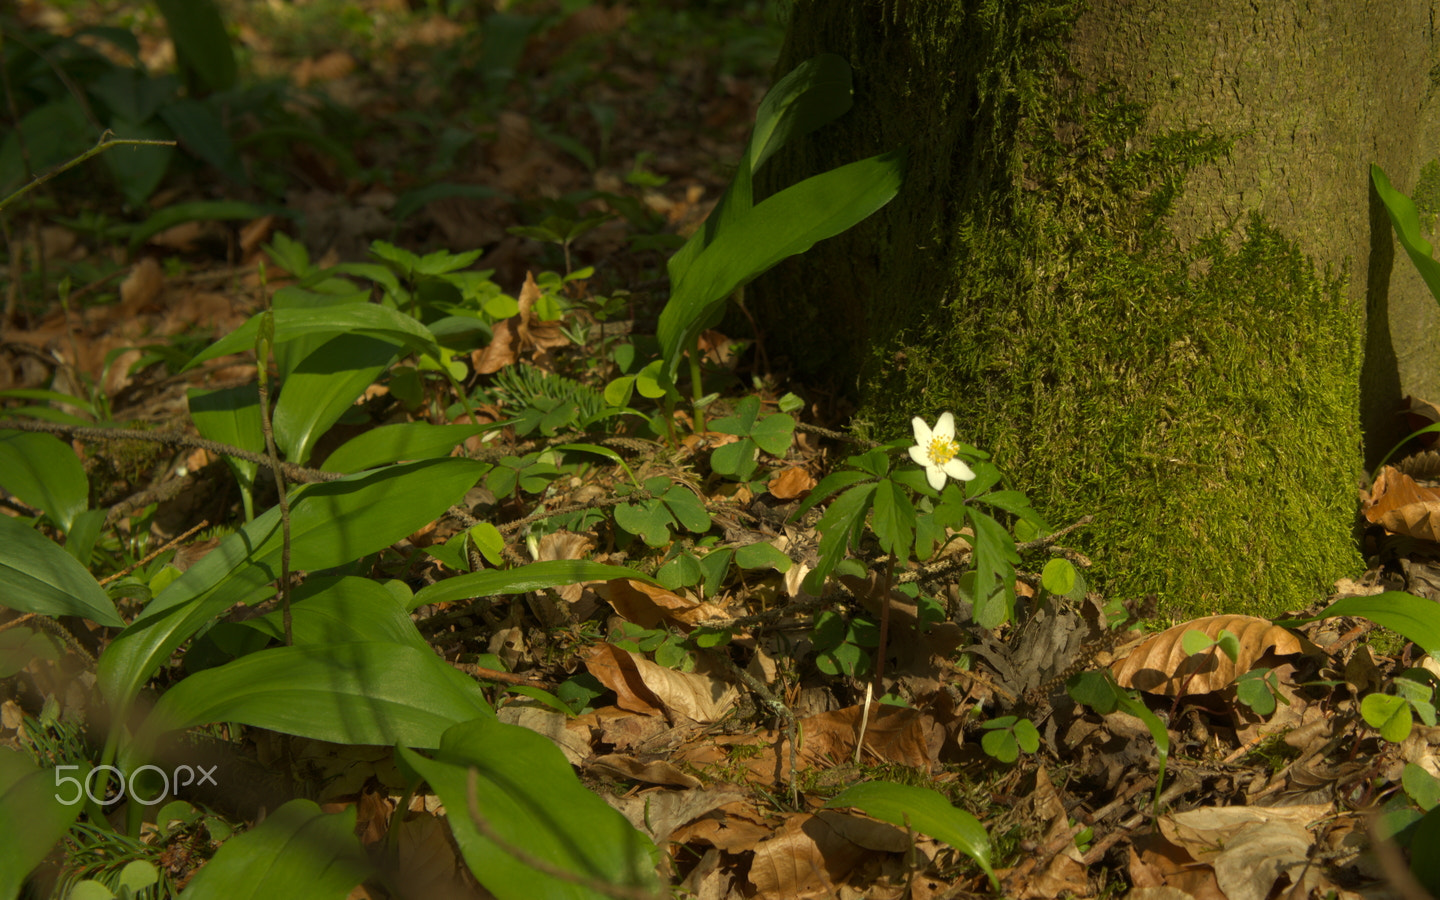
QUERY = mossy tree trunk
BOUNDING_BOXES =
[751,0,1440,616]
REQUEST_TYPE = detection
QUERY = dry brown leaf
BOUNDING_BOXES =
[390,810,479,900]
[1364,465,1440,525]
[1381,500,1440,543]
[605,788,747,845]
[588,753,701,788]
[496,705,591,766]
[595,578,728,630]
[767,466,816,500]
[472,271,570,373]
[747,813,866,900]
[1159,805,1327,900]
[1111,615,1307,696]
[581,643,737,722]
[120,257,165,310]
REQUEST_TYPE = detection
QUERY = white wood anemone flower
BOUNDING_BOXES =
[909,412,977,490]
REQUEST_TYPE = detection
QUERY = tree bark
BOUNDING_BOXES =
[751,0,1440,616]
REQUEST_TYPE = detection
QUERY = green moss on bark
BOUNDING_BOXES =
[754,0,1363,616]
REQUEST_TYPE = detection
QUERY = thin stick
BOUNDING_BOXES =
[0,133,177,213]
[0,418,344,483]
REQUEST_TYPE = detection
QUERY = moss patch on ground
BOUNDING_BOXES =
[756,1,1364,617]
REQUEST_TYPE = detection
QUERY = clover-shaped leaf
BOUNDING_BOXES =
[614,477,712,547]
[709,396,795,481]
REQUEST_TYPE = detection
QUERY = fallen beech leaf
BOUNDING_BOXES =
[669,799,772,852]
[605,788,747,845]
[472,271,569,373]
[1111,615,1307,696]
[748,813,866,900]
[768,466,816,500]
[1160,805,1328,900]
[1381,500,1440,543]
[588,753,701,788]
[595,578,727,629]
[581,643,737,722]
[1364,465,1440,525]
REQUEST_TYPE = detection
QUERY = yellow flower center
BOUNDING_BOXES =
[928,436,959,466]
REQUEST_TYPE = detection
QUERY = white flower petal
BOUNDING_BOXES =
[925,465,947,491]
[911,416,932,445]
[944,459,977,482]
[908,445,930,467]
[933,411,956,441]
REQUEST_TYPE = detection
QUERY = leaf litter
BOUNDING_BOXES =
[5,2,1440,898]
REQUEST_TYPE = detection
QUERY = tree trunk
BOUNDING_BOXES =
[751,0,1440,616]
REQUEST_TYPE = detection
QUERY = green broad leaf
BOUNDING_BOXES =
[272,334,399,465]
[134,641,493,754]
[153,0,237,92]
[0,98,90,195]
[184,305,441,372]
[966,509,1021,629]
[659,149,904,380]
[1413,805,1440,896]
[657,553,704,590]
[734,542,791,573]
[668,55,854,289]
[709,396,761,436]
[128,200,274,252]
[0,389,97,417]
[188,384,263,510]
[710,438,758,480]
[103,116,173,206]
[870,478,914,560]
[1372,165,1440,304]
[697,548,734,597]
[1235,669,1278,716]
[1014,718,1040,753]
[410,560,657,610]
[749,412,795,456]
[0,748,83,900]
[662,485,710,533]
[177,800,370,900]
[323,422,496,472]
[1180,629,1216,656]
[159,97,244,184]
[0,517,123,627]
[1405,762,1440,811]
[399,718,660,900]
[614,498,674,547]
[98,459,485,714]
[790,469,874,521]
[1292,592,1440,657]
[981,728,1020,764]
[804,483,877,594]
[824,781,996,890]
[505,684,575,716]
[1363,693,1412,743]
[1040,558,1079,598]
[0,430,88,533]
[240,576,430,652]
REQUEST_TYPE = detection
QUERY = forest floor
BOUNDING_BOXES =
[4,2,1440,899]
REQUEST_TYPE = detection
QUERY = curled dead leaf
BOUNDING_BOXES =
[595,578,727,630]
[472,271,569,374]
[767,466,816,500]
[1111,615,1309,696]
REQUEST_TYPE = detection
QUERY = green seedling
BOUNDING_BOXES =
[979,715,1040,764]
[707,396,796,480]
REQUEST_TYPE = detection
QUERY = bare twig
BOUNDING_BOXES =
[0,133,177,213]
[0,418,345,483]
